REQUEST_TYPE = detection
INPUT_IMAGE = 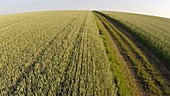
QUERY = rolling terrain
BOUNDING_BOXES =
[0,11,170,96]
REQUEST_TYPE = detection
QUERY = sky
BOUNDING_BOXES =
[0,0,170,18]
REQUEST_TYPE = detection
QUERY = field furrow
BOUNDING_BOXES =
[1,10,169,96]
[102,11,170,70]
[1,11,115,96]
[6,17,78,95]
[1,12,84,95]
[93,11,170,95]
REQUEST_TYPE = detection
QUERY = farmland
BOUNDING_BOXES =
[0,11,170,96]
[102,11,170,69]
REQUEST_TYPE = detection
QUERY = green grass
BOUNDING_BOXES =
[102,11,170,70]
[94,11,170,95]
[94,12,145,96]
[1,10,170,96]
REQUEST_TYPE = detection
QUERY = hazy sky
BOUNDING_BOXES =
[0,0,170,18]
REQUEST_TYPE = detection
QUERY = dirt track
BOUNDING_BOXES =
[93,11,170,96]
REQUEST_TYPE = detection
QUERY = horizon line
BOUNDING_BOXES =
[0,9,169,19]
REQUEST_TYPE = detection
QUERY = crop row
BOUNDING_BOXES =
[0,11,85,95]
[94,11,170,95]
[103,11,170,69]
[0,11,115,96]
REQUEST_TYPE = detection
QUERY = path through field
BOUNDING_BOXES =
[0,11,170,96]
[93,11,170,96]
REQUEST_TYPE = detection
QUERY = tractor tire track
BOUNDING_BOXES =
[56,14,87,96]
[0,13,46,30]
[22,16,84,95]
[6,18,77,95]
[23,16,85,96]
[52,17,85,95]
[0,14,60,50]
[94,11,170,95]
